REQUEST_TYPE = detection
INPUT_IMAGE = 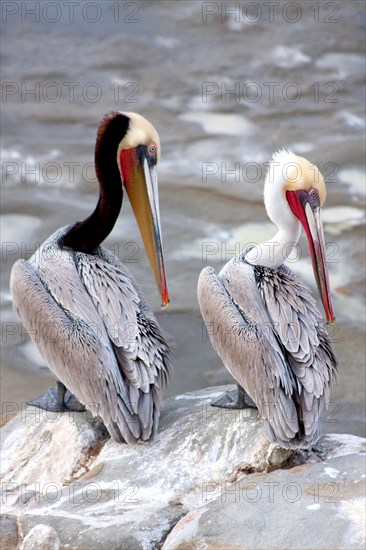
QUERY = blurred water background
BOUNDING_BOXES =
[1,0,365,436]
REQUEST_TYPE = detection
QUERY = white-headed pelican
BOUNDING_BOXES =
[198,150,338,449]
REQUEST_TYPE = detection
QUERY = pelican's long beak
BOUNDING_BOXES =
[286,190,335,323]
[119,147,169,308]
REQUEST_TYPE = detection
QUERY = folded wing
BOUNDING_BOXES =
[11,232,170,444]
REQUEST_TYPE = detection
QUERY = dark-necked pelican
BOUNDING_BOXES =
[198,150,338,449]
[10,112,171,444]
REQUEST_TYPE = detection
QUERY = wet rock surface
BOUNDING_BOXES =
[1,386,365,550]
[163,453,365,550]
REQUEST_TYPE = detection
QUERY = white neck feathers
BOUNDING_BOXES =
[245,150,301,268]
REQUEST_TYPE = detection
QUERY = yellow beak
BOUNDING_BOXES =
[121,148,169,308]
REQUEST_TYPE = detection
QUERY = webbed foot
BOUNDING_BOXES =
[27,381,86,412]
[211,385,257,410]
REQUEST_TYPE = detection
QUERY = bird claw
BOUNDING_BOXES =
[211,388,257,410]
[27,387,86,413]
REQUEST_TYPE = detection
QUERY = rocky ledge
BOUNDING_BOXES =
[0,385,365,550]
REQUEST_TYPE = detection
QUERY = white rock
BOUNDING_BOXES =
[0,406,106,507]
[0,386,364,550]
[20,525,60,550]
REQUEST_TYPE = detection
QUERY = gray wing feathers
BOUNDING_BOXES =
[77,250,170,409]
[257,264,321,363]
[10,259,134,439]
[198,259,338,449]
[255,264,337,445]
[11,236,171,444]
[198,264,300,444]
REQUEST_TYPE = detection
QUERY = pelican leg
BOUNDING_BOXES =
[211,384,257,410]
[27,381,86,412]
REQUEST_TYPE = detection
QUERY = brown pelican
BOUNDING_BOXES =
[198,150,338,449]
[10,112,171,444]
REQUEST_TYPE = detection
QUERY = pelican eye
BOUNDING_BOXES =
[148,145,157,155]
[308,188,320,208]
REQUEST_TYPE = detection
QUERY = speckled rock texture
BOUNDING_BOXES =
[1,386,365,550]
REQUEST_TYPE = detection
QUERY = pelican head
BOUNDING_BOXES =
[96,111,168,308]
[266,150,334,323]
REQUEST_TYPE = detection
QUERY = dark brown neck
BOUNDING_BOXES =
[60,113,130,254]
